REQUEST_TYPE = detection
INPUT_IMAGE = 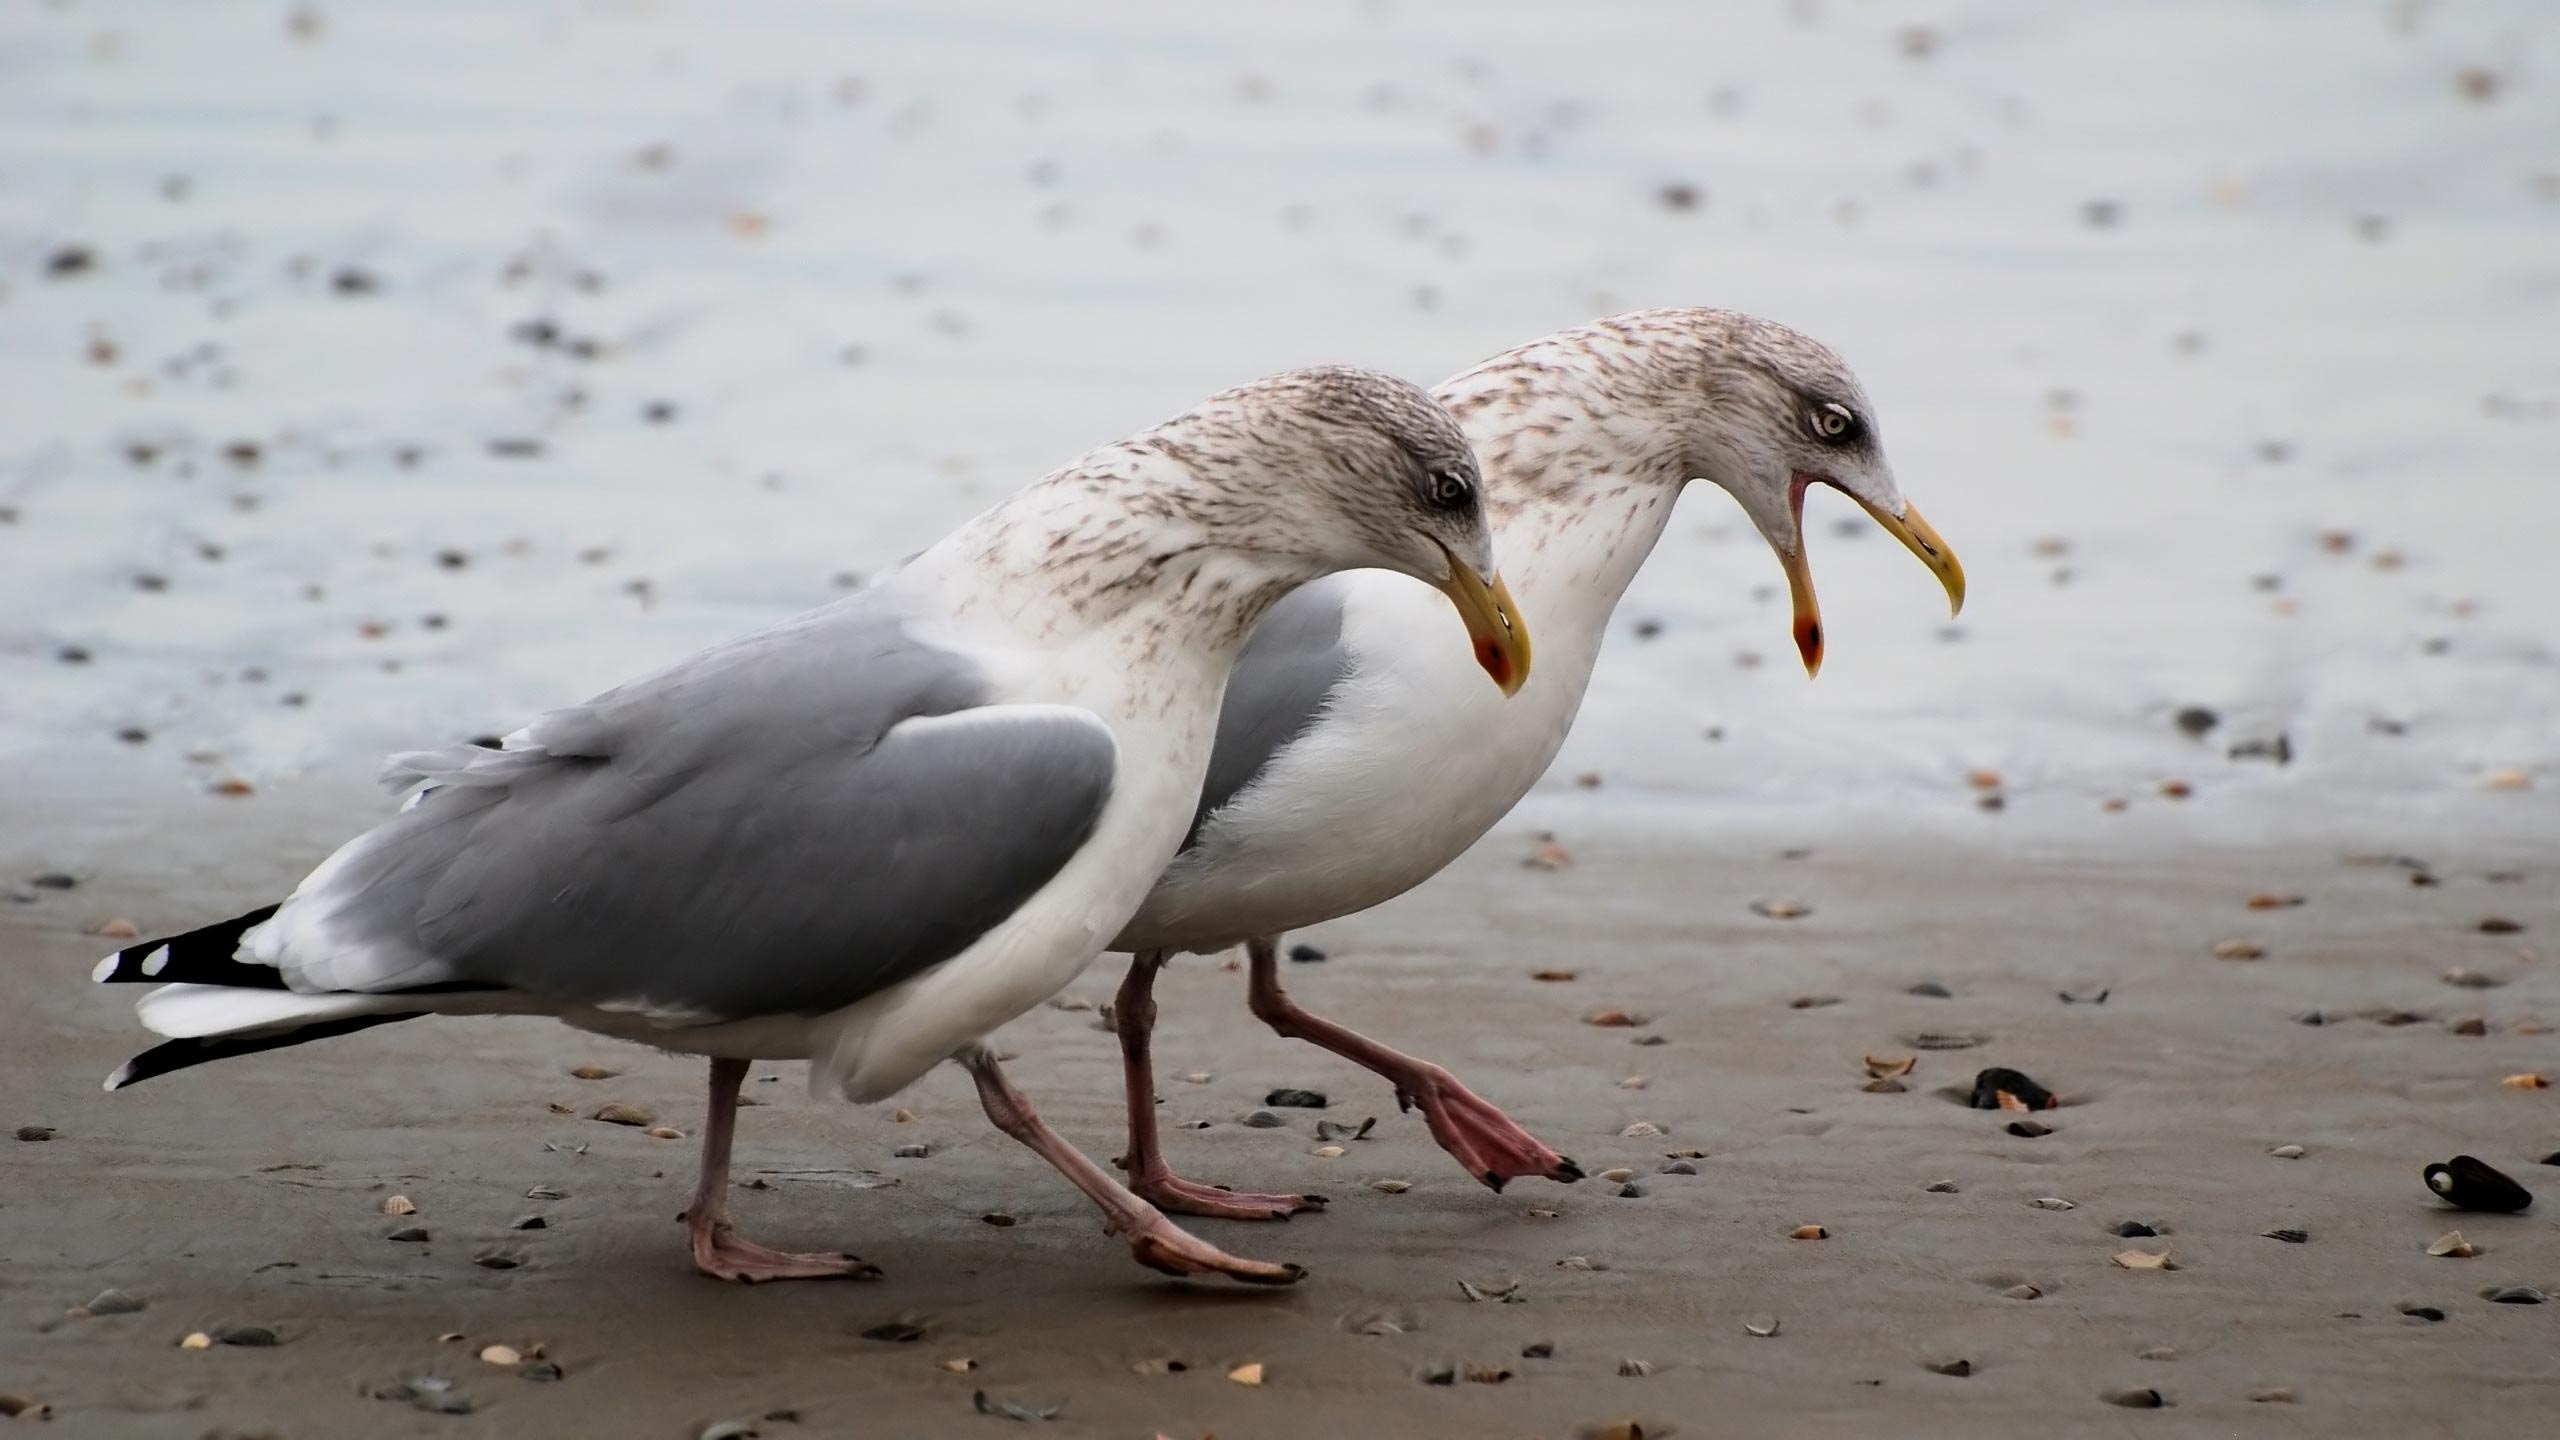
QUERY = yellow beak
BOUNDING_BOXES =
[1433,549,1533,696]
[1782,495,1966,678]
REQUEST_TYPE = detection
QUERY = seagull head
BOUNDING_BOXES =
[1198,367,1532,695]
[1661,312,1966,676]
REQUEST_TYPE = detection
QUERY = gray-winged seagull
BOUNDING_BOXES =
[93,366,1531,1286]
[1106,310,1965,1217]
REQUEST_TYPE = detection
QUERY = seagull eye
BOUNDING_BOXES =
[1426,468,1474,508]
[1809,404,1857,443]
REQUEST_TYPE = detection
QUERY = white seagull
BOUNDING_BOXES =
[92,366,1531,1287]
[1106,310,1965,1217]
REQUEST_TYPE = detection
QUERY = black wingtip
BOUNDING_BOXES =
[92,904,284,987]
[99,1012,420,1091]
[1554,1157,1586,1183]
[1483,1171,1508,1193]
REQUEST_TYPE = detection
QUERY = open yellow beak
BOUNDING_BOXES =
[1433,548,1532,696]
[1782,495,1966,678]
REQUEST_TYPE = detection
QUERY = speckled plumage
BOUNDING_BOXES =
[96,364,1510,1288]
[1108,310,1947,1216]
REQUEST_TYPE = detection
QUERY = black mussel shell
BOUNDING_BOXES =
[2423,1155,2533,1213]
[1969,1066,2057,1111]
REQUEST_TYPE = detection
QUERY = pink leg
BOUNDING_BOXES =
[961,1045,1303,1286]
[1114,951,1326,1221]
[1246,936,1582,1192]
[683,1057,878,1283]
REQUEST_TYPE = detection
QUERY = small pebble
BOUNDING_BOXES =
[1925,1180,1959,1194]
[214,1324,279,1347]
[1658,1160,1698,1176]
[1789,1224,1828,1240]
[2250,1388,2296,1404]
[1521,1340,1554,1359]
[2479,916,2524,934]
[2029,1197,2075,1211]
[386,1225,431,1243]
[2269,1144,2305,1159]
[981,1211,1016,1227]
[179,1331,213,1349]
[2005,1120,2052,1139]
[1263,1088,1328,1109]
[1905,981,1952,998]
[2113,1221,2160,1238]
[2213,938,2266,961]
[478,1344,520,1366]
[2105,1387,2165,1409]
[2263,1228,2308,1244]
[2487,1286,2544,1304]
[511,1214,546,1230]
[2400,1304,2446,1321]
[1924,1358,1973,1377]
[15,1125,56,1142]
[1238,1110,1286,1129]
[892,1142,931,1157]
[1287,943,1326,962]
[473,1252,521,1270]
[2002,1284,2042,1300]
[80,1289,146,1316]
[590,1103,653,1127]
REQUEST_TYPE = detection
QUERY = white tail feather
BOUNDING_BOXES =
[134,984,421,1040]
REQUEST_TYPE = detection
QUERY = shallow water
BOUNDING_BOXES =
[4,0,2557,879]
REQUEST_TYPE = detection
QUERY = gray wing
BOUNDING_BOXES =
[309,597,1117,1021]
[1181,576,1354,850]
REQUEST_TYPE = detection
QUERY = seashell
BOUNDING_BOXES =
[2423,1155,2533,1213]
[2426,1230,2475,1258]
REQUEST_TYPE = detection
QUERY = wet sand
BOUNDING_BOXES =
[6,795,2556,1436]
[6,0,2560,1434]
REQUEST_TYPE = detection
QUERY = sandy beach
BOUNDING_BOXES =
[6,2,2558,1435]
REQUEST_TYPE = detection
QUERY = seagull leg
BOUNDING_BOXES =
[1113,950,1327,1221]
[961,1045,1304,1286]
[682,1056,877,1283]
[1246,935,1582,1192]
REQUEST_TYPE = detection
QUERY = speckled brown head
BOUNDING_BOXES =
[1445,308,1964,676]
[1150,366,1530,693]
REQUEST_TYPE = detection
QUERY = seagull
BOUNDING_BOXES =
[1105,310,1966,1217]
[91,366,1531,1287]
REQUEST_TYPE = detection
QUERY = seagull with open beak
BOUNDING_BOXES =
[1102,308,1965,1220]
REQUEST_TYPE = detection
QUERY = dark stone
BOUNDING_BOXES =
[2173,706,2219,737]
[2113,1221,2158,1238]
[1906,981,1953,998]
[1970,1067,2057,1111]
[45,245,96,278]
[213,1324,280,1347]
[2398,1304,2445,1322]
[1263,1088,1328,1109]
[2487,1287,2545,1305]
[1287,942,1326,963]
[29,873,77,890]
[331,267,381,296]
[2006,1120,2053,1139]
[15,1126,55,1142]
